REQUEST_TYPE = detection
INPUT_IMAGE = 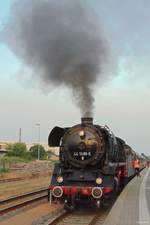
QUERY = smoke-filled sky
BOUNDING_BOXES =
[0,0,150,155]
[1,0,110,117]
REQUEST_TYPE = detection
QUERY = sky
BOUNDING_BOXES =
[0,0,150,155]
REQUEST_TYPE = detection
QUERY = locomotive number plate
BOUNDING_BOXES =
[73,152,92,156]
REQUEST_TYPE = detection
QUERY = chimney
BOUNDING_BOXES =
[81,117,93,125]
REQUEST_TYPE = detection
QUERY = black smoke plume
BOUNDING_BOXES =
[1,0,108,117]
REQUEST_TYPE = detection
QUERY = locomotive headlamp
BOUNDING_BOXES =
[96,177,103,185]
[57,176,63,183]
[79,130,85,138]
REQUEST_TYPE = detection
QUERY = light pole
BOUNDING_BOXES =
[36,123,40,160]
[19,128,22,143]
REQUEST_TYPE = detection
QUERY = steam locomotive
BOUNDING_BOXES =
[48,117,144,209]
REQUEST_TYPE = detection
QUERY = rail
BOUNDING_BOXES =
[0,187,49,215]
[47,207,111,225]
[0,177,24,183]
[0,174,50,183]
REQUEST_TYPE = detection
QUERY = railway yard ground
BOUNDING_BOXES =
[0,160,53,200]
[0,202,63,225]
[0,160,63,225]
[0,177,50,200]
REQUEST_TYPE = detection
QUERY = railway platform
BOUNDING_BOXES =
[104,167,150,225]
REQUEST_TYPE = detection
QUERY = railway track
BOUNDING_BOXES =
[0,187,49,215]
[0,177,24,183]
[0,174,50,183]
[47,206,110,225]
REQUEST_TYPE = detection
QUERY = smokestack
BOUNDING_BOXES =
[81,117,93,125]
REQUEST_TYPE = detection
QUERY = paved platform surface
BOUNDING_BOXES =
[103,168,150,225]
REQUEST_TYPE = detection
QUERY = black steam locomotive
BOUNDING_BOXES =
[48,118,144,209]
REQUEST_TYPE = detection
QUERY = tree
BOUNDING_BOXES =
[29,145,47,160]
[6,143,27,157]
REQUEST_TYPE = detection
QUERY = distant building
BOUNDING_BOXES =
[0,149,7,157]
[47,147,59,156]
[0,142,8,150]
[0,142,59,156]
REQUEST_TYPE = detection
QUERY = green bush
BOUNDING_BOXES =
[0,156,26,173]
[29,145,47,160]
[6,143,27,158]
[0,168,9,173]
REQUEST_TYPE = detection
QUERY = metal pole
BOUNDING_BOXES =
[49,190,52,205]
[36,123,40,160]
[19,128,22,143]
